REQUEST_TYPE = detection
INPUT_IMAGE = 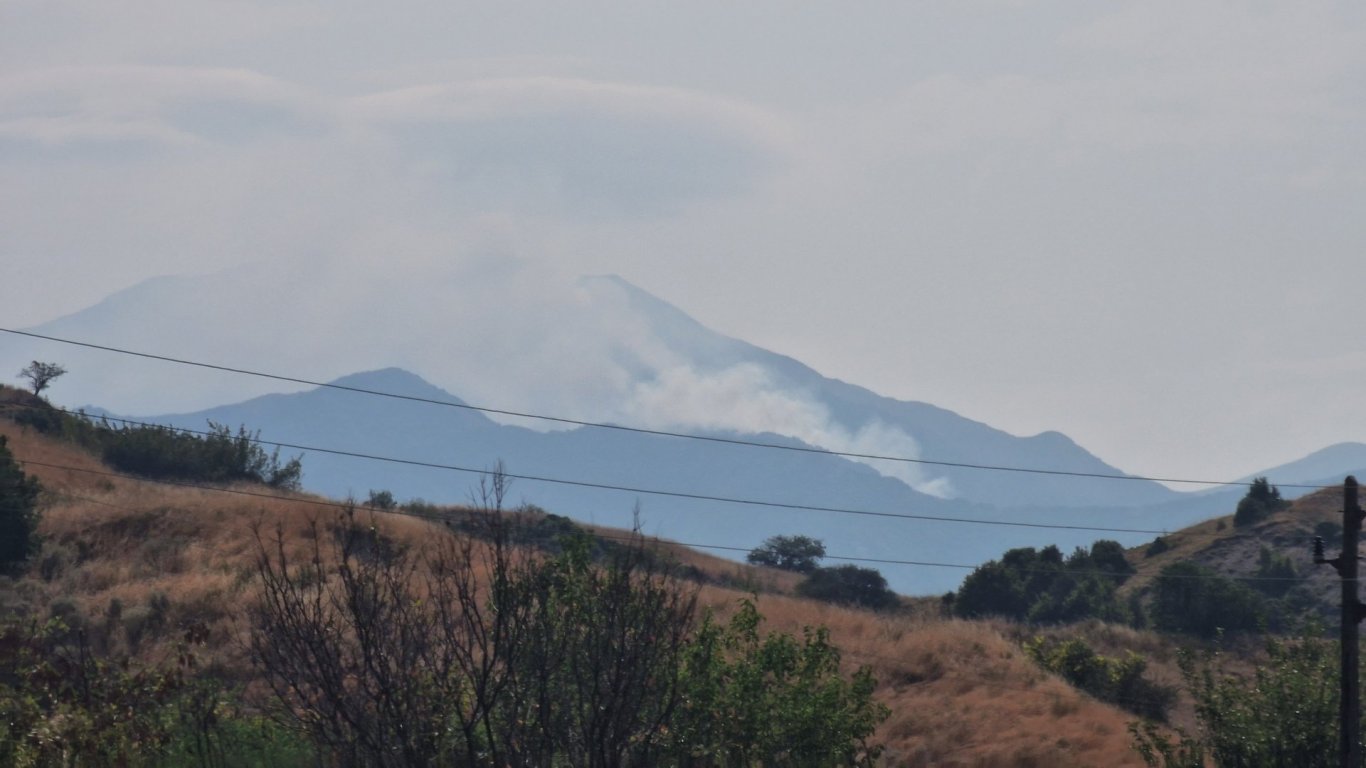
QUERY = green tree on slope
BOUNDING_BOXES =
[0,435,41,572]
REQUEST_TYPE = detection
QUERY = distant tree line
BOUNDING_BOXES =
[8,401,301,491]
[949,540,1299,638]
[948,540,1137,625]
[948,473,1313,638]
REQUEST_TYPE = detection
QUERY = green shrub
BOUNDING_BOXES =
[1252,546,1297,597]
[1131,631,1336,767]
[671,599,887,766]
[1026,636,1175,722]
[1151,561,1265,637]
[797,564,900,611]
[101,421,302,489]
[365,489,396,510]
[0,617,311,768]
[3,405,303,490]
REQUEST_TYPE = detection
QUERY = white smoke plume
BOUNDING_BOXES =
[619,363,954,498]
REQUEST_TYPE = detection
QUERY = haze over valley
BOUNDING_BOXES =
[7,271,1366,594]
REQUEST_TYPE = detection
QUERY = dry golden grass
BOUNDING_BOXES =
[4,420,1165,766]
[732,598,1149,767]
[1127,485,1343,590]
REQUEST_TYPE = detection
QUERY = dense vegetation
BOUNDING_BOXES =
[1025,636,1175,722]
[1131,631,1339,767]
[10,401,301,490]
[950,540,1136,624]
[0,618,311,767]
[0,503,887,766]
[0,435,42,573]
[795,564,900,611]
[251,505,888,766]
[1149,562,1268,637]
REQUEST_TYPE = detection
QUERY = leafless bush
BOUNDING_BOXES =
[249,473,695,767]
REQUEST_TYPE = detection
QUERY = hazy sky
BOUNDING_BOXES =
[3,1,1366,483]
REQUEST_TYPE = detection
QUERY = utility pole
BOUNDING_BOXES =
[1315,476,1366,768]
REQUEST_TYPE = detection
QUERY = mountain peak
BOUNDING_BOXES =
[326,368,464,404]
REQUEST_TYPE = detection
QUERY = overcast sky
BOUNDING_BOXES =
[3,1,1366,483]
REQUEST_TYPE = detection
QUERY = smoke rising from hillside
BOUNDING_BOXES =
[4,253,947,497]
[619,363,952,497]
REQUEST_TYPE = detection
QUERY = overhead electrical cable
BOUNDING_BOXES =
[1,402,1331,545]
[18,457,1314,584]
[0,327,1327,490]
[10,413,1177,535]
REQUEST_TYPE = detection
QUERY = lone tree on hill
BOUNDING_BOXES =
[18,361,66,397]
[747,534,826,573]
[1233,476,1288,527]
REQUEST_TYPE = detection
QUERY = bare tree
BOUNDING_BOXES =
[249,472,696,767]
[18,361,65,396]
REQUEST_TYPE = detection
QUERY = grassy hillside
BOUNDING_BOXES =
[0,396,1163,766]
[1124,482,1342,627]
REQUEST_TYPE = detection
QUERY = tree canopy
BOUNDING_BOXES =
[953,541,1135,624]
[796,564,899,611]
[17,361,65,397]
[1233,477,1288,527]
[746,534,826,573]
[0,435,42,572]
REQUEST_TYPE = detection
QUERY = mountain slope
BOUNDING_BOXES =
[128,368,1209,595]
[587,274,1180,510]
[5,266,1177,511]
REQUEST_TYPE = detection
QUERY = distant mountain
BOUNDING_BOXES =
[110,367,1366,594]
[120,368,1195,595]
[1237,442,1366,489]
[588,275,1180,510]
[13,268,1366,592]
[3,266,1178,510]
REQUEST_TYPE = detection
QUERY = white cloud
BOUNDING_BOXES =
[345,76,797,216]
[0,66,322,149]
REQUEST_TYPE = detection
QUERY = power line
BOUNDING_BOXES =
[0,327,1324,490]
[15,455,1320,584]
[2,402,1329,543]
[25,470,1289,731]
[9,409,1186,536]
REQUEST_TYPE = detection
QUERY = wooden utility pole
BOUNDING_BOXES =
[1315,476,1366,767]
